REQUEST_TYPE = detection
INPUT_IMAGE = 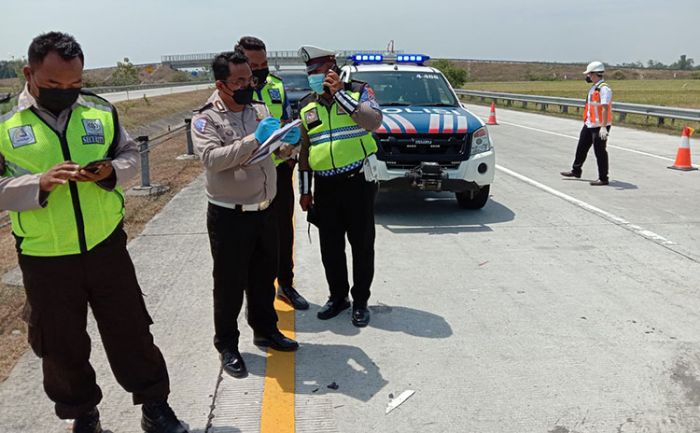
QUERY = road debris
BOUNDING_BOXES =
[386,390,415,414]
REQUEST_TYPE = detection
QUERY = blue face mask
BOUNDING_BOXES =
[308,73,325,94]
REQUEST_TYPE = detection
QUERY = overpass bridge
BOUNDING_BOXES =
[162,49,401,70]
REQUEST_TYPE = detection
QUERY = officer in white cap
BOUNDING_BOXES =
[561,61,613,186]
[296,45,383,327]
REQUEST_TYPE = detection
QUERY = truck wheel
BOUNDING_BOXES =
[456,185,490,209]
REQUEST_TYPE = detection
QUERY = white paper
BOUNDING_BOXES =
[385,390,415,414]
[245,119,302,166]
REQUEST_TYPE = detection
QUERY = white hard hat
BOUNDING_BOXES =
[583,61,605,74]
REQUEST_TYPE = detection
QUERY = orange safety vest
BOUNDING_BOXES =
[583,81,613,127]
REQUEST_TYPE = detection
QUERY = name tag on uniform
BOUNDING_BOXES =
[8,125,36,148]
[82,119,105,145]
[268,88,282,103]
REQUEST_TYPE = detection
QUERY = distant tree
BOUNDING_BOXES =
[0,58,26,80]
[430,59,469,88]
[670,54,694,70]
[111,57,139,86]
[646,59,667,69]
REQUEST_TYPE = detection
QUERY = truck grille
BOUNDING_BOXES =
[374,133,470,163]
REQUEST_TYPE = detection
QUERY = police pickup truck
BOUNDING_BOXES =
[340,54,495,209]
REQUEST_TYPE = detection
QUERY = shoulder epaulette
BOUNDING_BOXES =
[194,102,214,113]
[268,73,282,82]
[0,94,19,117]
[79,89,113,107]
[299,92,316,108]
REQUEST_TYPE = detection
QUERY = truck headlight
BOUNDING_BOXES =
[470,127,492,155]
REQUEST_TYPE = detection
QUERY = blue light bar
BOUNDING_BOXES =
[348,53,384,64]
[396,54,430,64]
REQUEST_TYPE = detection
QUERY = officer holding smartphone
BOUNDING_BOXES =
[0,32,187,433]
[296,45,383,327]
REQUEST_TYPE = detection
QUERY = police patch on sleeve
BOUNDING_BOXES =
[8,125,36,148]
[194,118,208,133]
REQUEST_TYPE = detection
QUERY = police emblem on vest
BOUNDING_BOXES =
[8,125,36,148]
[82,119,105,144]
[268,88,282,103]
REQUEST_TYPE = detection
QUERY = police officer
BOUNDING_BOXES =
[0,32,187,433]
[297,46,383,327]
[236,36,309,310]
[561,61,613,186]
[191,49,299,380]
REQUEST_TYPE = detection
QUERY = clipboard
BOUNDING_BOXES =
[244,119,302,166]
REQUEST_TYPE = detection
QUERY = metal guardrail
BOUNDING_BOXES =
[456,89,700,126]
[86,81,213,94]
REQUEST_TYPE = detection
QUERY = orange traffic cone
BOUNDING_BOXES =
[668,127,697,171]
[487,102,498,125]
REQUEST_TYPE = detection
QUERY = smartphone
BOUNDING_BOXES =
[81,158,112,174]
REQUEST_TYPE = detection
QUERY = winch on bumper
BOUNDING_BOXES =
[375,148,496,194]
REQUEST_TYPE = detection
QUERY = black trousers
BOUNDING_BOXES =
[18,227,170,420]
[274,162,295,288]
[571,125,611,181]
[314,173,378,307]
[207,203,279,353]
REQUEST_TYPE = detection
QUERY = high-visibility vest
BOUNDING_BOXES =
[258,74,288,167]
[299,89,377,174]
[259,74,286,120]
[583,81,613,127]
[0,92,125,257]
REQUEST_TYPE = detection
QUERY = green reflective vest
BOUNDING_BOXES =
[259,75,288,167]
[0,92,125,257]
[259,74,286,120]
[299,90,377,173]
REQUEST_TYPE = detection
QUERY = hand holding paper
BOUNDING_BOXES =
[255,117,281,144]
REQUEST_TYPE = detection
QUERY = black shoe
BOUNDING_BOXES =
[277,286,310,310]
[590,179,609,186]
[73,408,102,433]
[317,297,351,320]
[141,401,188,433]
[253,332,299,352]
[221,349,247,378]
[351,306,370,328]
[560,171,581,178]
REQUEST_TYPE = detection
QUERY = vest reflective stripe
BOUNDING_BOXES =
[583,82,613,127]
[300,91,377,172]
[0,103,124,256]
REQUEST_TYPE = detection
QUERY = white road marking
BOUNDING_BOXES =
[495,164,675,246]
[496,120,675,162]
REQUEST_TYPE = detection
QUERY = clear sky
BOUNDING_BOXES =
[1,0,698,69]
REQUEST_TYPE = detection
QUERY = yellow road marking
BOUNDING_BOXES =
[261,172,297,433]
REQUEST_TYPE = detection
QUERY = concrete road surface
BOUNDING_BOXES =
[1,105,700,433]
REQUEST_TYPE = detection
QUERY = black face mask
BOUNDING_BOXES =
[585,76,593,83]
[252,68,269,90]
[37,87,80,114]
[232,86,255,105]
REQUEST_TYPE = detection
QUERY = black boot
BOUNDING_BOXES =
[73,408,102,433]
[317,297,351,320]
[141,401,188,433]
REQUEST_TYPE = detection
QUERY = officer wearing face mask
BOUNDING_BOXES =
[235,36,309,311]
[191,49,299,381]
[297,45,383,328]
[0,32,188,433]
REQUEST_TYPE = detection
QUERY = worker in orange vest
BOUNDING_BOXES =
[561,61,613,186]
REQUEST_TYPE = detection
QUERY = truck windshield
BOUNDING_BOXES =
[352,71,459,107]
